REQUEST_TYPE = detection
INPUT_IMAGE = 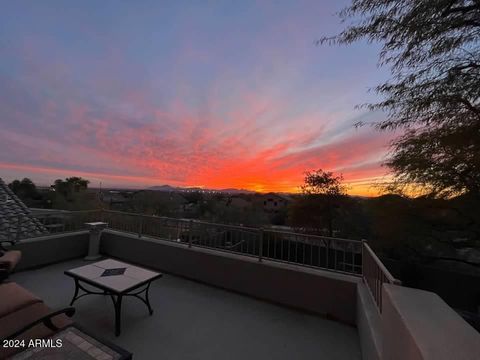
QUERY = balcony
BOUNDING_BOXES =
[12,259,360,360]
[2,210,480,360]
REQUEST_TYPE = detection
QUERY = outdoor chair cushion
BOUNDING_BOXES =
[0,282,42,319]
[0,250,22,272]
[0,302,73,358]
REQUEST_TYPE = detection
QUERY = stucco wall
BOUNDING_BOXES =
[357,283,381,360]
[13,231,89,270]
[382,283,480,360]
[101,230,360,325]
[9,229,480,360]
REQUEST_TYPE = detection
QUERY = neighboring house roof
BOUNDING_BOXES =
[0,178,48,241]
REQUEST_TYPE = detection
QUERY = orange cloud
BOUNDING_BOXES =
[0,30,393,196]
[0,93,393,195]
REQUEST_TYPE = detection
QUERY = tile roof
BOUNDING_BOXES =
[0,178,48,242]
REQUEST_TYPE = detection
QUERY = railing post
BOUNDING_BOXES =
[258,228,264,262]
[361,239,366,277]
[138,216,143,238]
[188,220,193,248]
[176,220,181,242]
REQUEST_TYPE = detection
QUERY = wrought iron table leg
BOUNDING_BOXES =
[145,282,153,315]
[69,279,79,306]
[67,277,157,336]
[114,295,123,337]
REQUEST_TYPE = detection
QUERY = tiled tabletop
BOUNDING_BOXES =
[65,259,161,293]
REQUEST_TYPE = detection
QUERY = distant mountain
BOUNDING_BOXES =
[147,185,255,194]
[148,185,178,191]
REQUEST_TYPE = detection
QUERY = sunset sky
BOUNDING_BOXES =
[0,0,394,196]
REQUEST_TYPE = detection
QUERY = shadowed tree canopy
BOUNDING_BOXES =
[290,169,347,236]
[320,0,480,197]
[8,178,41,203]
[54,177,90,198]
[301,169,347,196]
[385,124,480,197]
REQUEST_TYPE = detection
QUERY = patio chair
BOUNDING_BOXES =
[0,240,22,283]
[0,282,75,358]
[0,282,132,359]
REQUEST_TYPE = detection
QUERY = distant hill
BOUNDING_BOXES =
[147,185,255,194]
[148,185,178,191]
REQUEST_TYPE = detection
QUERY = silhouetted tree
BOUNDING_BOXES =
[49,177,98,210]
[183,191,203,204]
[320,0,480,197]
[301,169,347,196]
[54,177,89,199]
[386,125,480,197]
[66,177,89,192]
[290,169,347,236]
[8,178,41,205]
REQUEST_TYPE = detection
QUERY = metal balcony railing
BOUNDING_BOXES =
[1,209,366,276]
[2,209,401,310]
[261,229,362,274]
[2,209,404,310]
[99,210,363,274]
[362,241,401,312]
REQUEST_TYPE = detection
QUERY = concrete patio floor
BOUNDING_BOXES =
[11,258,361,360]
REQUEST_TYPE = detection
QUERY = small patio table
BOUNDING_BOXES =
[65,259,162,336]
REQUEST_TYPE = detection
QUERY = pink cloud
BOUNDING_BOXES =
[1,16,393,196]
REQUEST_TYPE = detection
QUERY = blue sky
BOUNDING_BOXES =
[0,0,392,194]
